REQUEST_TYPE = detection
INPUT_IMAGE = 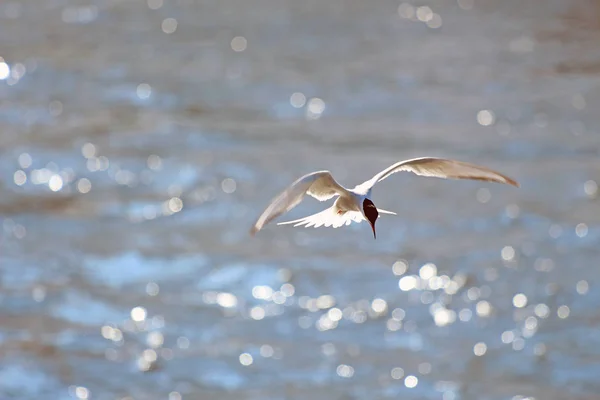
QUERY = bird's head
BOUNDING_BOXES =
[362,198,379,239]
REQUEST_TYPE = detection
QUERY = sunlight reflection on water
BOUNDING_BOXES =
[1,0,600,399]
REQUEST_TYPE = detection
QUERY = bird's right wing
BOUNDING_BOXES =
[277,207,365,228]
[353,157,519,193]
[277,206,397,229]
[250,171,348,235]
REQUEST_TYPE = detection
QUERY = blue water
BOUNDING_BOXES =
[1,0,600,399]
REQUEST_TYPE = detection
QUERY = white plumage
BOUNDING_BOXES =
[250,157,519,238]
[277,207,366,229]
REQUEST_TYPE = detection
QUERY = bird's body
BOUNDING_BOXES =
[250,157,519,238]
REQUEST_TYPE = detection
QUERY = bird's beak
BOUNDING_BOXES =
[369,221,376,239]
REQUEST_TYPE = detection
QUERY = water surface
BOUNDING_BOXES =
[1,0,600,399]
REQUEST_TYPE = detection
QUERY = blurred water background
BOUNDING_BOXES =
[1,0,600,399]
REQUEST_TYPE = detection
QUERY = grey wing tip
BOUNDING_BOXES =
[470,174,520,188]
[501,175,520,188]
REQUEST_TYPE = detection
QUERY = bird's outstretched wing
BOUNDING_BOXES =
[250,171,348,235]
[277,207,365,229]
[353,157,519,193]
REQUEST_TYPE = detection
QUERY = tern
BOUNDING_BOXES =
[250,157,519,239]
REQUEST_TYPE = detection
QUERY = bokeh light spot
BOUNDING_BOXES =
[290,92,306,108]
[221,178,237,194]
[477,109,495,126]
[131,306,147,322]
[512,293,527,308]
[405,375,418,388]
[49,175,63,192]
[77,178,91,193]
[231,36,248,52]
[162,18,177,34]
[13,170,26,186]
[137,83,152,99]
[239,353,253,366]
[0,62,10,80]
[474,342,487,356]
[336,364,354,378]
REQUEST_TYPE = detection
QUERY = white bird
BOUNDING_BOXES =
[250,157,519,239]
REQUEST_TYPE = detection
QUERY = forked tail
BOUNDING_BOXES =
[377,208,397,216]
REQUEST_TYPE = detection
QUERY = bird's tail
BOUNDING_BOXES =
[377,208,397,216]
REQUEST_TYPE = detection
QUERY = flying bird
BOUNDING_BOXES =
[249,157,519,239]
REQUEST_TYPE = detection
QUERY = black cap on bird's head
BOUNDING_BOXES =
[362,198,379,239]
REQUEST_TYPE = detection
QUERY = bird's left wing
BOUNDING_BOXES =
[250,171,347,235]
[353,157,519,193]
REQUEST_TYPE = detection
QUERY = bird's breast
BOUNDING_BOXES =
[334,194,362,212]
